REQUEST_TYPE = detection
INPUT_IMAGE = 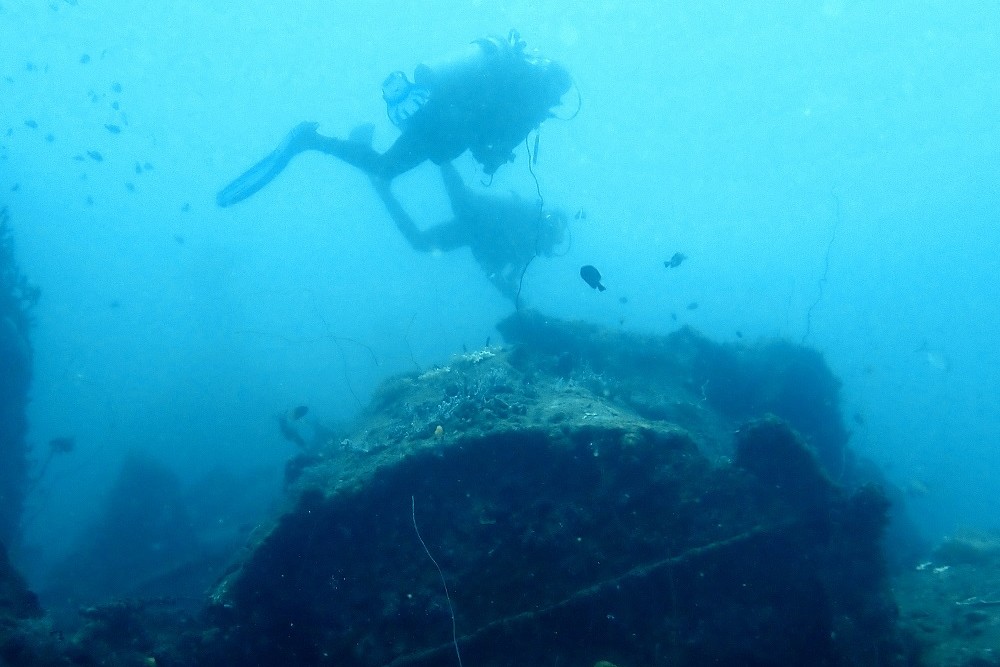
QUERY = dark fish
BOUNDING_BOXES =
[580,265,606,291]
[664,252,687,269]
[24,119,37,129]
[735,330,743,338]
[687,301,699,310]
[289,405,309,421]
[105,124,121,134]
[49,436,75,453]
[87,150,103,161]
[531,133,540,166]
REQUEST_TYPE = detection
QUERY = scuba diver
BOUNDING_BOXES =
[366,148,568,301]
[217,30,573,207]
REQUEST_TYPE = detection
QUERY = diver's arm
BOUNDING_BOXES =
[439,162,471,210]
[371,179,433,252]
[372,179,467,252]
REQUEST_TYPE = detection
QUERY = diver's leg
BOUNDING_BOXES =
[307,129,428,180]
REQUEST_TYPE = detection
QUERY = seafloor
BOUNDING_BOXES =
[2,310,986,666]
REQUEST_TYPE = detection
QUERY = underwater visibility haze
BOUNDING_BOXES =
[2,0,1000,663]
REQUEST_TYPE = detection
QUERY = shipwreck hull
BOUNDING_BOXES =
[203,317,903,666]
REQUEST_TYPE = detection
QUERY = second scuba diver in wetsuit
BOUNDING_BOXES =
[366,149,568,301]
[217,30,572,207]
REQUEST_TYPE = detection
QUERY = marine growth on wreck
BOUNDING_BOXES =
[190,311,909,666]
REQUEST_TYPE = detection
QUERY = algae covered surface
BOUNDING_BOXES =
[199,313,908,666]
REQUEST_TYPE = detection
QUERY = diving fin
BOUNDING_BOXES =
[216,122,319,208]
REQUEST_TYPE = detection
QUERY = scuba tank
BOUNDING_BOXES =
[412,30,526,93]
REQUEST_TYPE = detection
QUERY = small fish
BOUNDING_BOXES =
[79,54,90,64]
[125,182,135,191]
[288,405,309,421]
[135,162,143,174]
[574,209,587,221]
[664,252,687,269]
[45,133,54,142]
[686,301,699,310]
[143,162,153,171]
[10,183,19,192]
[104,124,121,134]
[905,479,930,498]
[913,341,951,372]
[87,150,103,161]
[531,133,540,166]
[48,436,75,453]
[24,119,37,129]
[618,296,628,304]
[111,82,122,93]
[580,265,606,291]
[181,203,190,212]
[111,101,120,110]
[173,234,185,245]
[735,330,743,338]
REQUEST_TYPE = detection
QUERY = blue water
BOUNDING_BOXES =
[3,0,998,590]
